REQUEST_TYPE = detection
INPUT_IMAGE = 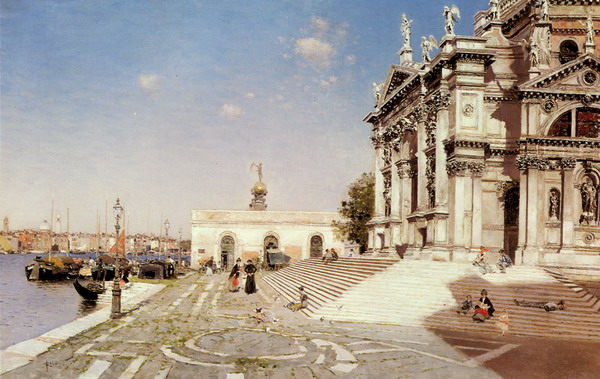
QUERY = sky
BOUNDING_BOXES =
[1,0,486,237]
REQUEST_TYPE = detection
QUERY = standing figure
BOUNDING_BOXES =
[401,13,413,48]
[228,258,242,292]
[421,35,438,62]
[443,5,461,36]
[549,189,560,219]
[580,15,596,46]
[244,259,257,294]
[540,0,549,21]
[495,309,509,336]
[530,42,541,68]
[488,0,499,20]
[372,82,383,102]
[581,178,597,214]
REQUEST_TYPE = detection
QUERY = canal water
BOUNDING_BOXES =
[0,253,190,350]
[0,253,100,349]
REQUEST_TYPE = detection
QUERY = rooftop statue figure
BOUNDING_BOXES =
[401,13,413,48]
[421,35,438,63]
[443,5,460,36]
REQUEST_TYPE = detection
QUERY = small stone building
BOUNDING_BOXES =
[190,210,344,270]
[365,0,599,267]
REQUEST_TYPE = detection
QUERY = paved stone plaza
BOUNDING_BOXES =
[2,272,599,378]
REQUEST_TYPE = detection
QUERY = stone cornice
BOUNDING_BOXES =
[515,155,578,171]
[443,138,490,156]
[518,137,600,149]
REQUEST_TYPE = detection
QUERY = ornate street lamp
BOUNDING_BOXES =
[111,198,124,319]
[164,219,170,257]
[178,228,182,266]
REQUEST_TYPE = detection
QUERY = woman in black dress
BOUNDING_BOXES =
[475,289,495,317]
[244,260,257,294]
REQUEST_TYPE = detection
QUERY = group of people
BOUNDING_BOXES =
[457,288,566,335]
[228,258,258,295]
[473,247,513,275]
[322,248,339,264]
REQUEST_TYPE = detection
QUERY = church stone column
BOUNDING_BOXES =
[374,146,385,218]
[417,123,427,209]
[390,155,402,247]
[560,158,576,253]
[471,173,483,248]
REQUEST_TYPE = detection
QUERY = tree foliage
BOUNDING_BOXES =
[332,172,375,251]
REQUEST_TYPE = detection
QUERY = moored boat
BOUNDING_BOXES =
[73,279,105,300]
[25,255,82,281]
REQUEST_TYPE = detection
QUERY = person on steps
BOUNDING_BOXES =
[285,286,309,312]
[496,249,513,273]
[457,295,473,314]
[476,289,495,317]
[513,299,565,311]
[473,246,495,274]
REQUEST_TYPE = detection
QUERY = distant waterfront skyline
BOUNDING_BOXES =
[1,0,484,237]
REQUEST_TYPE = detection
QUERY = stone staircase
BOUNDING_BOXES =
[260,257,398,314]
[262,258,600,341]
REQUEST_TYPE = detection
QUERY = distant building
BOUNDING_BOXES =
[3,216,8,234]
[191,210,343,269]
[191,166,344,269]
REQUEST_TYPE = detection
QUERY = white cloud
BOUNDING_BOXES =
[277,36,286,44]
[311,16,329,36]
[346,55,356,65]
[320,76,338,87]
[138,74,161,95]
[219,104,243,120]
[244,92,256,99]
[294,37,335,70]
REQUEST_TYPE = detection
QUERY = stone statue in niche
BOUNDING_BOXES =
[549,189,560,220]
[580,177,598,225]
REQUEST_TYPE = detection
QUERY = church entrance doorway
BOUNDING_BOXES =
[220,236,235,269]
[503,187,519,262]
[309,235,323,258]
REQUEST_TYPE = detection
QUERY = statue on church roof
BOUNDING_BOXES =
[372,82,384,102]
[539,0,549,21]
[488,0,499,21]
[580,15,595,46]
[401,13,413,49]
[421,35,438,63]
[443,5,460,36]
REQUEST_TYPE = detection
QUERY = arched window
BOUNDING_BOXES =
[548,108,600,138]
[558,40,579,64]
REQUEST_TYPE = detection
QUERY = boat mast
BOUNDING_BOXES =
[104,199,108,253]
[49,198,54,258]
[66,207,70,257]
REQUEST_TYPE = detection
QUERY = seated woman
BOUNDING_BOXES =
[285,286,309,312]
[474,289,495,319]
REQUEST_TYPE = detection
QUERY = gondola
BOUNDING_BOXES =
[73,279,105,300]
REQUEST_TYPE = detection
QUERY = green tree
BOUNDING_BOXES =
[332,172,375,252]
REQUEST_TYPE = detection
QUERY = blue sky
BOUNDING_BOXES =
[1,0,485,237]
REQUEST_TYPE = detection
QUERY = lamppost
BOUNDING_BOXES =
[111,198,124,319]
[178,228,182,266]
[164,219,170,258]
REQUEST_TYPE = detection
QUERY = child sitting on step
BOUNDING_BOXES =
[457,295,473,314]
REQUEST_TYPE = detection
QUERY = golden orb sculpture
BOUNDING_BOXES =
[252,181,267,194]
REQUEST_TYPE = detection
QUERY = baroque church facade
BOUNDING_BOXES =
[365,0,599,267]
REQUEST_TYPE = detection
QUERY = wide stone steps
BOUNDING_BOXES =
[262,258,398,313]
[263,258,600,341]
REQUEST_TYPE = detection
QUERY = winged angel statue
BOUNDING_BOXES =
[421,35,438,63]
[443,5,460,36]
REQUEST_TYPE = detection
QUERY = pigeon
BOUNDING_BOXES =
[329,319,334,325]
[320,316,325,322]
[273,295,280,302]
[336,305,344,311]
